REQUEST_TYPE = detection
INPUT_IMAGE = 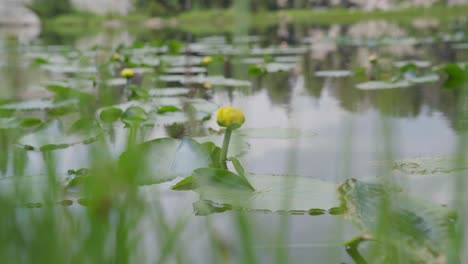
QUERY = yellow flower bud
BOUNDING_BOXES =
[203,82,213,89]
[120,68,134,78]
[216,106,245,129]
[111,53,121,61]
[201,56,213,65]
[368,54,378,64]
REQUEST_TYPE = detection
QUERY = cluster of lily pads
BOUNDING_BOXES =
[1,34,467,262]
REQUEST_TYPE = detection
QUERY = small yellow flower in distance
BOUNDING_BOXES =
[111,53,121,61]
[368,54,378,64]
[201,56,213,65]
[216,106,245,129]
[203,82,213,89]
[120,68,134,78]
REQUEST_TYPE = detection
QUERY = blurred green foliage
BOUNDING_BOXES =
[30,0,73,17]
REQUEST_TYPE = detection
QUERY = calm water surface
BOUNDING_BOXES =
[1,18,467,263]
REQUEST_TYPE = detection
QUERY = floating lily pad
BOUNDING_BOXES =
[338,178,456,262]
[18,119,103,151]
[42,65,97,75]
[265,63,297,73]
[394,61,431,68]
[0,117,42,129]
[164,67,207,74]
[356,80,412,90]
[193,173,338,213]
[389,156,468,176]
[119,138,211,185]
[158,75,251,87]
[194,133,249,158]
[149,88,191,97]
[315,70,352,78]
[106,78,128,87]
[0,99,78,112]
[275,56,302,63]
[405,74,440,84]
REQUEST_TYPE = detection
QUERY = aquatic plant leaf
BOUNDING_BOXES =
[192,168,255,192]
[99,107,123,123]
[0,117,42,129]
[315,70,352,78]
[193,173,338,212]
[337,178,456,263]
[440,63,467,89]
[46,84,95,101]
[356,80,412,90]
[390,156,468,176]
[394,61,431,69]
[194,133,248,158]
[0,99,78,112]
[157,105,181,114]
[149,88,191,97]
[119,138,211,185]
[18,119,103,151]
[121,106,148,127]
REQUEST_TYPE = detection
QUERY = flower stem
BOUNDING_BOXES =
[219,127,232,169]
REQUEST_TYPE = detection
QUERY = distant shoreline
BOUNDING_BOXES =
[43,5,468,34]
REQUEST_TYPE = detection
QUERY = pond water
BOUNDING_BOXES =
[1,17,468,263]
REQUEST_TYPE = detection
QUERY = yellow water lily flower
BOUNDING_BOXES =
[368,54,378,64]
[216,106,245,129]
[201,56,213,65]
[120,68,134,78]
[203,82,213,89]
[111,53,121,61]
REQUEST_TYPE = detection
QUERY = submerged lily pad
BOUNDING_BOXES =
[237,127,317,139]
[193,173,338,212]
[119,138,211,185]
[18,119,103,151]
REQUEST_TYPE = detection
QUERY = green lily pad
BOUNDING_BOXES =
[119,138,211,185]
[193,173,339,212]
[265,63,296,73]
[356,80,412,90]
[0,99,78,112]
[157,105,181,114]
[338,178,456,263]
[99,107,123,123]
[315,70,352,78]
[377,156,468,176]
[394,61,431,68]
[164,67,207,74]
[0,117,42,129]
[405,74,440,84]
[149,88,191,97]
[158,75,251,87]
[18,119,103,151]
